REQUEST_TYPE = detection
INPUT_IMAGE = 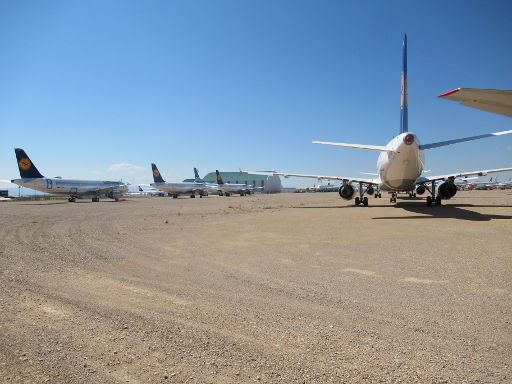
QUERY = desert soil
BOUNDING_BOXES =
[1,191,511,383]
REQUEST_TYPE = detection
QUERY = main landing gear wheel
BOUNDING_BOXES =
[68,197,76,203]
[172,195,178,199]
[92,197,100,202]
[363,197,368,207]
[190,195,196,198]
[390,193,397,203]
[355,197,360,206]
[435,196,442,205]
[426,196,432,206]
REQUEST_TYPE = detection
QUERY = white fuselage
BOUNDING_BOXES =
[376,132,425,191]
[150,181,206,195]
[11,178,128,197]
[217,183,251,194]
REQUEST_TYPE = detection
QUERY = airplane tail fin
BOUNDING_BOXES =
[215,170,224,185]
[15,148,44,178]
[400,34,408,134]
[194,167,204,182]
[151,163,165,183]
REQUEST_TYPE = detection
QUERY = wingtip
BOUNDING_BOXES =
[438,88,461,98]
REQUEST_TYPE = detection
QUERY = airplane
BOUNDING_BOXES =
[150,163,211,198]
[125,185,165,197]
[214,170,253,196]
[249,35,512,207]
[438,88,512,118]
[10,148,128,202]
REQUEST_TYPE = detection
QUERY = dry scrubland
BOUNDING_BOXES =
[0,191,511,383]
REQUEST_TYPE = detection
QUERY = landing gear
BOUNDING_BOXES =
[190,194,196,198]
[435,195,442,205]
[426,196,432,206]
[425,180,442,206]
[353,182,373,206]
[218,192,224,196]
[172,194,178,199]
[390,192,397,203]
[408,192,416,198]
[68,197,76,203]
[240,192,245,196]
[225,192,231,197]
[92,197,100,203]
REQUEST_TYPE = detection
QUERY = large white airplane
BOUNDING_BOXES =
[10,148,128,202]
[254,35,512,207]
[214,170,253,196]
[150,164,212,198]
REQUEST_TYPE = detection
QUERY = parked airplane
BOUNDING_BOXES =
[253,36,512,207]
[439,88,512,117]
[215,170,252,196]
[150,163,211,198]
[10,148,128,202]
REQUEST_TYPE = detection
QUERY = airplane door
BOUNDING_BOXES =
[47,179,53,189]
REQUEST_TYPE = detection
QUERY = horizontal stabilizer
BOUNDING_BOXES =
[419,129,512,150]
[439,88,512,117]
[312,141,394,152]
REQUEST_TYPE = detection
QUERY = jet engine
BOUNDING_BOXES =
[437,182,457,199]
[367,186,375,195]
[416,185,426,195]
[338,185,355,200]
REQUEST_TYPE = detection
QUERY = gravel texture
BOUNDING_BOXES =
[0,190,511,383]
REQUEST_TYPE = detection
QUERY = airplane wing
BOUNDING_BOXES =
[439,88,512,117]
[245,170,379,185]
[419,129,512,150]
[312,141,394,152]
[421,167,512,183]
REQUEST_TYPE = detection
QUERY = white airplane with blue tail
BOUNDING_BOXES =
[256,35,512,206]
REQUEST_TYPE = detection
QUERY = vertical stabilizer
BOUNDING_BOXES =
[151,163,165,183]
[194,167,204,182]
[14,148,44,178]
[215,170,224,185]
[400,34,408,133]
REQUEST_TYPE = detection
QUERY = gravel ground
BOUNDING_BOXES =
[0,190,511,383]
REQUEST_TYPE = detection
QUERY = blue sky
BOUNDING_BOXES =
[1,0,511,189]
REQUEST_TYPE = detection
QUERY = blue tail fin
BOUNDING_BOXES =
[194,167,204,182]
[14,148,44,178]
[400,34,408,134]
[215,170,224,185]
[151,163,165,183]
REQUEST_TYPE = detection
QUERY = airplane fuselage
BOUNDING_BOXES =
[150,181,206,195]
[11,178,128,198]
[377,132,424,192]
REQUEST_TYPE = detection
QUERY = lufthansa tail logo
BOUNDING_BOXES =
[19,158,32,171]
[153,169,160,178]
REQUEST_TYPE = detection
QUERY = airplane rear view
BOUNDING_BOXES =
[254,35,512,207]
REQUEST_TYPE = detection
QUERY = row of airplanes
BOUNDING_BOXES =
[4,35,512,207]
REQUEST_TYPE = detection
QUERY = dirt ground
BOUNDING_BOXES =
[0,190,511,383]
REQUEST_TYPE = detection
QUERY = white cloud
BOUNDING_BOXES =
[107,163,145,173]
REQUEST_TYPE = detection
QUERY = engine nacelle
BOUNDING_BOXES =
[437,182,457,199]
[338,185,355,200]
[416,185,426,195]
[367,186,375,195]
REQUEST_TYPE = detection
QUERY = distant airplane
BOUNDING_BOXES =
[150,163,212,198]
[252,35,512,206]
[215,170,252,196]
[10,148,128,202]
[439,88,512,117]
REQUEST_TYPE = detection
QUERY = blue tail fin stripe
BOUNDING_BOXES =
[400,34,408,134]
